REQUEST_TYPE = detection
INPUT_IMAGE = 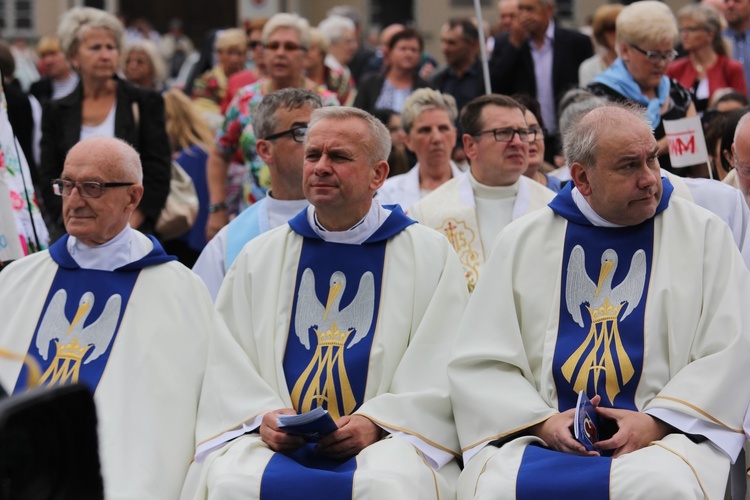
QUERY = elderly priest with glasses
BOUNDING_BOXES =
[0,137,248,499]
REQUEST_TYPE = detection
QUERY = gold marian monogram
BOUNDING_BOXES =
[564,247,646,404]
[290,322,356,420]
[39,338,92,386]
[35,289,121,389]
[441,219,480,292]
[561,298,635,403]
[292,269,375,420]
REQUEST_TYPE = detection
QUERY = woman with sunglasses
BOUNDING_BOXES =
[587,1,696,171]
[578,4,624,86]
[667,4,746,115]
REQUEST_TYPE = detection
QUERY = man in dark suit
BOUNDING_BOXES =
[490,0,592,161]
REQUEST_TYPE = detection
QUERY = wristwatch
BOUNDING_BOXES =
[207,202,228,213]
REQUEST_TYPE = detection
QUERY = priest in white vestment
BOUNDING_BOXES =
[449,105,750,499]
[0,138,248,499]
[410,94,555,291]
[193,88,321,300]
[182,106,469,499]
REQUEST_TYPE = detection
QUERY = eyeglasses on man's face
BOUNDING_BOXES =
[264,126,308,143]
[473,127,542,143]
[630,44,678,64]
[52,179,134,198]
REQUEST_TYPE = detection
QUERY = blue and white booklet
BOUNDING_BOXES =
[277,407,338,442]
[574,390,600,451]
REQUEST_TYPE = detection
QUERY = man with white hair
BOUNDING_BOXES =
[182,106,468,499]
[450,104,750,498]
[0,137,246,499]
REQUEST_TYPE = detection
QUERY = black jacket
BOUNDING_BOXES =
[39,77,171,238]
[353,72,432,115]
[489,26,593,112]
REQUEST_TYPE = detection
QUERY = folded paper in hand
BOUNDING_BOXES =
[277,407,338,442]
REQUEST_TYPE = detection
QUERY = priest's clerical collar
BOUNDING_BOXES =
[307,201,391,244]
[467,171,520,199]
[571,187,626,228]
[67,225,152,270]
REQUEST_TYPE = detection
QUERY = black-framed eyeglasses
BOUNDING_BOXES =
[264,126,308,143]
[630,44,678,64]
[529,126,546,140]
[473,127,534,143]
[247,40,263,49]
[52,179,134,198]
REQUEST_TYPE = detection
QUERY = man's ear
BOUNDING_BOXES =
[256,139,273,165]
[462,134,478,163]
[569,162,592,196]
[127,184,145,211]
[371,160,390,191]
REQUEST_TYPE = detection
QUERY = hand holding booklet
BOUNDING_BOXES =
[573,391,600,452]
[277,407,339,442]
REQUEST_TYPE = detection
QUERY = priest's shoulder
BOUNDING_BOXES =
[399,220,462,256]
[409,176,463,220]
[664,194,740,240]
[231,222,295,264]
[0,249,54,279]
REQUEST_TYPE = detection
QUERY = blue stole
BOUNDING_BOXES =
[260,206,414,500]
[13,235,174,394]
[225,198,266,271]
[516,181,673,499]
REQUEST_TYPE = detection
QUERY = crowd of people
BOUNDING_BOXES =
[1,0,750,498]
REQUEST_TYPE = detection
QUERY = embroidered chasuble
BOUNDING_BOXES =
[262,207,415,499]
[13,235,174,394]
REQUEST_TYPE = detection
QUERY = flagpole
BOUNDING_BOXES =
[473,0,493,95]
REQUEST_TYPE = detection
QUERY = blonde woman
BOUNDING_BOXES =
[40,7,171,239]
[190,28,247,114]
[162,89,216,265]
[123,40,167,90]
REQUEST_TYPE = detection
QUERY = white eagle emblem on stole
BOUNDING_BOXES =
[35,290,121,386]
[292,268,375,419]
[562,246,647,404]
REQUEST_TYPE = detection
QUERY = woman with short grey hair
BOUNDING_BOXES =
[587,0,696,171]
[40,7,171,241]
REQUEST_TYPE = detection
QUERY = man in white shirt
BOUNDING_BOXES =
[410,94,554,291]
[192,88,322,300]
[182,106,468,499]
[450,104,750,498]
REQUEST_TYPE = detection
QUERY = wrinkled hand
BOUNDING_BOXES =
[529,395,601,457]
[316,415,383,460]
[260,409,305,453]
[594,407,671,458]
[205,211,229,242]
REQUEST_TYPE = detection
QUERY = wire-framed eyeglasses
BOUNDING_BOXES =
[264,126,308,143]
[52,179,134,198]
